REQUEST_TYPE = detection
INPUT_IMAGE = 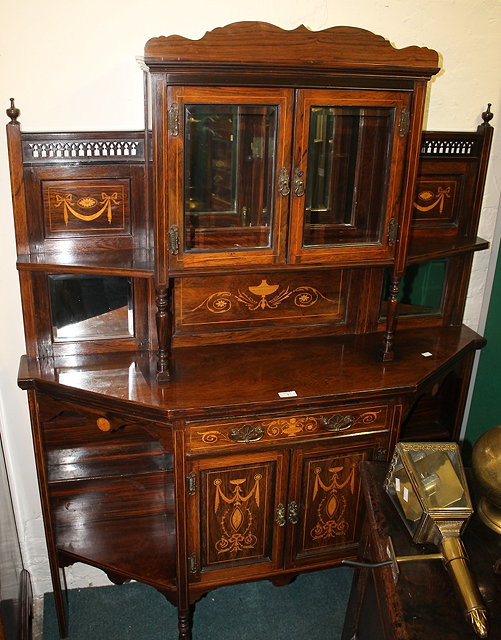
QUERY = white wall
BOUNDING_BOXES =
[1,0,500,595]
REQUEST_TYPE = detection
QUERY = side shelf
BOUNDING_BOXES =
[36,395,177,589]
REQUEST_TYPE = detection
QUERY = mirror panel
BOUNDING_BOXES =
[381,260,447,318]
[184,104,278,251]
[303,106,394,247]
[49,274,133,341]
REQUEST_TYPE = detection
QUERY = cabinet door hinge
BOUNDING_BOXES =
[188,552,198,575]
[387,217,398,246]
[168,225,180,256]
[187,471,197,496]
[168,102,179,136]
[398,107,410,137]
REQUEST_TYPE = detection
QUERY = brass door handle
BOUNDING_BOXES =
[278,167,290,196]
[228,424,264,443]
[320,414,354,432]
[293,168,305,197]
[276,503,286,527]
[287,501,299,525]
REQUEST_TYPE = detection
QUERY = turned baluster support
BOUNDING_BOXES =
[381,274,401,362]
[177,607,193,640]
[155,280,174,382]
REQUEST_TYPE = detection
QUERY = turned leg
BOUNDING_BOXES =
[177,606,193,640]
[155,280,173,382]
[381,275,400,362]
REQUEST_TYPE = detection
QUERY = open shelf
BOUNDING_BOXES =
[16,247,154,277]
[406,235,488,264]
[57,512,177,587]
[43,411,172,483]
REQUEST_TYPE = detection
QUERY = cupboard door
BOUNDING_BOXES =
[167,87,293,269]
[289,89,411,265]
[286,435,388,569]
[187,450,288,585]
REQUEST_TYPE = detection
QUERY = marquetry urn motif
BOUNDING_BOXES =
[201,462,276,568]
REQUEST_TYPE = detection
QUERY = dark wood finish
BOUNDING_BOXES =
[6,22,493,640]
[143,23,439,75]
[342,462,501,640]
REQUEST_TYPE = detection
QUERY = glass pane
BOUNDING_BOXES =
[407,448,468,510]
[49,274,133,341]
[381,260,447,317]
[184,104,277,251]
[303,106,394,247]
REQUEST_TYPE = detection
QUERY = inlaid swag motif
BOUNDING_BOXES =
[310,463,356,541]
[44,181,128,235]
[414,186,451,215]
[54,192,120,225]
[413,179,457,221]
[213,474,262,555]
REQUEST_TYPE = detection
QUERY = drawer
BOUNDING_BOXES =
[187,404,391,452]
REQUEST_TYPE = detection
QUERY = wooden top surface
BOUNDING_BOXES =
[143,22,439,77]
[18,326,484,422]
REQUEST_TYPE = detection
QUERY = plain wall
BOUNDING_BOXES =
[1,0,500,594]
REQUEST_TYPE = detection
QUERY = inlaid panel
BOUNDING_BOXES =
[42,178,130,237]
[176,270,347,334]
[412,176,461,227]
[299,451,363,552]
[200,460,279,569]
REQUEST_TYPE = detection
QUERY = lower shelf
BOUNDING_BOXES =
[57,512,177,588]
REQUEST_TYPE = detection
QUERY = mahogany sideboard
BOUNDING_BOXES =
[6,22,493,639]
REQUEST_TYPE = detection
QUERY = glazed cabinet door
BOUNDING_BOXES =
[288,89,411,265]
[285,434,388,569]
[166,87,294,269]
[186,450,288,585]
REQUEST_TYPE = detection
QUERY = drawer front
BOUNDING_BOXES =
[188,404,390,452]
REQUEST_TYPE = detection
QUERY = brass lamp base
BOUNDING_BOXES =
[477,496,501,534]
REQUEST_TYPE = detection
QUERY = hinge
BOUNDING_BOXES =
[398,107,410,137]
[168,225,179,256]
[387,217,398,246]
[187,472,197,496]
[188,552,198,575]
[168,102,179,137]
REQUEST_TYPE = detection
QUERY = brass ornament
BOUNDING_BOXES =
[472,424,501,534]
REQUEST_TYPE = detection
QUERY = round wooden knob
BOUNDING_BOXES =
[96,417,112,432]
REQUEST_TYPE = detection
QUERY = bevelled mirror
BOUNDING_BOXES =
[184,103,278,251]
[303,106,393,247]
[48,274,133,341]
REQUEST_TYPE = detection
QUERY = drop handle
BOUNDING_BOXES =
[320,414,354,432]
[228,424,264,443]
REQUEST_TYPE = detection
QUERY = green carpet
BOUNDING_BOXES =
[43,567,353,639]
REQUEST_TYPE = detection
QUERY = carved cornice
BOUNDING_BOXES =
[143,22,439,77]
